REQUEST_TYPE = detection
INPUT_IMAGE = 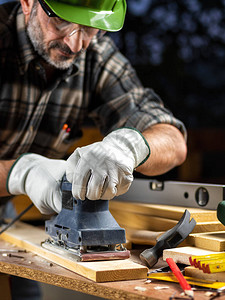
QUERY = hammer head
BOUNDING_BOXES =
[140,209,196,268]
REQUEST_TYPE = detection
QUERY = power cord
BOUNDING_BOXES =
[0,203,34,235]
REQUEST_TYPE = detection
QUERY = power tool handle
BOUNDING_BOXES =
[217,201,225,226]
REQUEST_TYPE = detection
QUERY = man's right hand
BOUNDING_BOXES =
[7,154,66,214]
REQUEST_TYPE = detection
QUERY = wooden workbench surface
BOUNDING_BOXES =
[0,240,217,300]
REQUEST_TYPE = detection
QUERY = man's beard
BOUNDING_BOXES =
[27,3,81,70]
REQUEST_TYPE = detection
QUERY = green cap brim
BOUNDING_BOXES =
[44,0,126,32]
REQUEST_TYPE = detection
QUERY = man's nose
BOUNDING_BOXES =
[63,31,89,53]
[63,31,83,53]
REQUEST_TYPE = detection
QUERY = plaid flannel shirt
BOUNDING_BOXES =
[0,2,186,160]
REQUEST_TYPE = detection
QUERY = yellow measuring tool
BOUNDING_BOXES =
[190,253,225,273]
[190,253,225,266]
[148,272,225,289]
[203,259,225,273]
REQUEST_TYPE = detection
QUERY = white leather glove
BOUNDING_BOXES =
[7,154,66,214]
[66,128,150,200]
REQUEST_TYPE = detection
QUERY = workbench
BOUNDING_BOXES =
[0,239,217,300]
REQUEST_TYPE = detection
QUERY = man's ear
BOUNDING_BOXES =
[20,0,34,17]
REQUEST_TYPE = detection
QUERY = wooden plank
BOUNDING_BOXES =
[110,209,225,233]
[188,231,225,252]
[163,246,221,265]
[191,222,225,233]
[0,222,147,283]
[125,228,164,245]
[110,201,218,222]
[110,210,177,231]
[185,266,225,282]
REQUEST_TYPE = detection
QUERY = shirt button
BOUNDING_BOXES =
[29,126,33,134]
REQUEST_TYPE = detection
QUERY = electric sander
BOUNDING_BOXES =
[42,175,130,262]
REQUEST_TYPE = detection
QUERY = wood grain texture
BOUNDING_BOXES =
[110,209,225,233]
[163,247,221,265]
[110,201,218,222]
[185,266,225,282]
[0,240,212,300]
[125,228,164,245]
[110,210,177,231]
[0,222,147,283]
[187,231,225,251]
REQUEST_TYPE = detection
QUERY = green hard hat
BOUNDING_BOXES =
[43,0,127,32]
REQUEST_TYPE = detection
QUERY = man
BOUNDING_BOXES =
[0,0,186,298]
[0,0,187,217]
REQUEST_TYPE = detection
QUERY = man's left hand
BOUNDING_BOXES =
[66,128,150,200]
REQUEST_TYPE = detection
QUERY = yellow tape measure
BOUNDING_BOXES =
[148,272,225,289]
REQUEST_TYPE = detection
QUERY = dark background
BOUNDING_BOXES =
[0,0,224,183]
[109,0,225,184]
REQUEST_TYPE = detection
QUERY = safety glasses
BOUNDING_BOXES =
[38,0,106,40]
[47,17,105,40]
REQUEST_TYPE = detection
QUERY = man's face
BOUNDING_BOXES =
[27,1,90,69]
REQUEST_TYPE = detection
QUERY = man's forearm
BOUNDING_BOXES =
[136,123,187,176]
[0,160,15,197]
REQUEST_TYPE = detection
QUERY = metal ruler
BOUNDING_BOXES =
[114,179,225,210]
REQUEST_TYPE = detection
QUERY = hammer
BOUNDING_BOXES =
[140,209,196,268]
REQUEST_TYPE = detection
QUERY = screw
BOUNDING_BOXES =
[2,253,24,258]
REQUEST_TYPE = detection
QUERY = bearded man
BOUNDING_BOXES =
[0,0,187,298]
